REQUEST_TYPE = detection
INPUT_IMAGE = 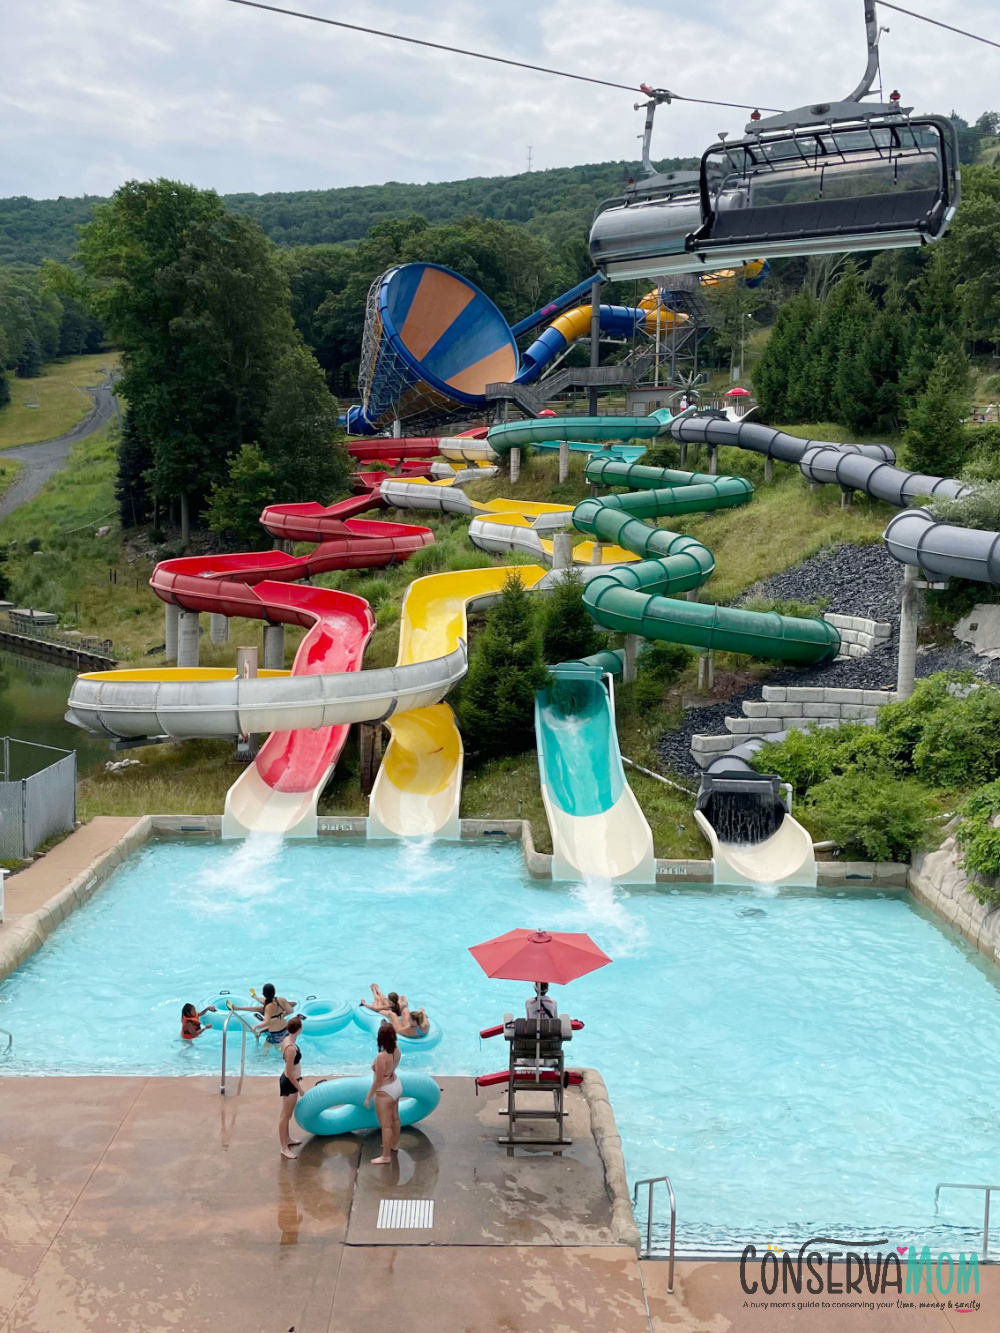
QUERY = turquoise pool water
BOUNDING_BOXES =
[1,835,998,1253]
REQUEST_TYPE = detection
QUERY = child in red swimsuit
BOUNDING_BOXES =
[180,1003,217,1040]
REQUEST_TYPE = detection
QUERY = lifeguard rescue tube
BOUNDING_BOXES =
[476,1069,584,1088]
[298,997,353,1037]
[200,993,255,1033]
[294,1072,442,1136]
[352,1003,442,1050]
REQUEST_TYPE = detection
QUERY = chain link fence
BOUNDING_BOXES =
[0,739,77,861]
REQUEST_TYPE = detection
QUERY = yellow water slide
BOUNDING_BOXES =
[367,564,548,839]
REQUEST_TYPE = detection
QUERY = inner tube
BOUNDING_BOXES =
[200,993,255,1034]
[352,1003,442,1050]
[295,1072,442,1136]
[298,997,353,1037]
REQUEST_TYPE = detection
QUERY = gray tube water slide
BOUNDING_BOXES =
[670,415,999,585]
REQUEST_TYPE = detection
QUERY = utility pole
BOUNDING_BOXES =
[589,277,601,416]
[527,145,533,172]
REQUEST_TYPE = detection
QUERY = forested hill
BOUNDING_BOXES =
[0,156,696,266]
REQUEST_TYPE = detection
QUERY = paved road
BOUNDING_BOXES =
[0,377,119,522]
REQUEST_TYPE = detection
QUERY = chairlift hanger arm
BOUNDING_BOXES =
[637,85,674,178]
[847,0,884,102]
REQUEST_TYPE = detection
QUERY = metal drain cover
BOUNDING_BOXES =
[376,1198,434,1229]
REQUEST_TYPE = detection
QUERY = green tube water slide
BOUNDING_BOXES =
[485,416,841,884]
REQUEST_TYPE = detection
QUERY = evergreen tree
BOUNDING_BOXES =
[258,341,351,502]
[858,284,913,435]
[115,410,154,528]
[540,568,605,664]
[204,444,277,548]
[901,253,967,403]
[14,331,42,378]
[752,289,818,421]
[458,572,548,760]
[832,284,879,432]
[0,368,10,411]
[806,262,869,421]
[901,351,971,478]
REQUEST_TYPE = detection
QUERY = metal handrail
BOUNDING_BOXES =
[934,1182,1000,1258]
[633,1175,676,1290]
[220,1007,259,1095]
[0,1028,12,1055]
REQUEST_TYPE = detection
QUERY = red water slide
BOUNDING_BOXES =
[150,509,435,836]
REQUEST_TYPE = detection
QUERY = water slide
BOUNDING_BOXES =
[393,415,837,883]
[353,262,685,432]
[535,653,655,884]
[367,564,546,839]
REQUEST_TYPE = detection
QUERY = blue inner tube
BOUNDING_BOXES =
[200,993,255,1034]
[298,997,353,1037]
[352,1003,442,1050]
[295,1072,442,1136]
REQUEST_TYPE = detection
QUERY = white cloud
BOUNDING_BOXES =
[1,0,997,198]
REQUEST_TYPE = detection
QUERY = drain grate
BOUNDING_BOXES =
[376,1198,434,1229]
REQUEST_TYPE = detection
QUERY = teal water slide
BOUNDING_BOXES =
[486,416,842,881]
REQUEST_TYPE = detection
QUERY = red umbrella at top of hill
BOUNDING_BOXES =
[468,929,611,986]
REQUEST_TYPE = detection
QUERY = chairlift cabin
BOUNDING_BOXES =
[589,2,961,281]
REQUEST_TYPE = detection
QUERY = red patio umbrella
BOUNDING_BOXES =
[469,929,611,985]
[725,387,751,397]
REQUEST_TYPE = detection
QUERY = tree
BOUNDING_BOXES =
[204,444,277,548]
[115,410,154,528]
[701,274,764,380]
[902,351,971,477]
[258,341,351,502]
[901,251,967,403]
[80,180,298,529]
[854,284,912,435]
[0,368,9,410]
[458,572,548,760]
[15,331,42,378]
[540,568,605,663]
[753,289,818,421]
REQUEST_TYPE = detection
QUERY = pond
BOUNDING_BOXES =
[0,648,108,777]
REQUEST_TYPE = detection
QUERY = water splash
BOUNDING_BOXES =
[567,875,648,955]
[192,831,287,907]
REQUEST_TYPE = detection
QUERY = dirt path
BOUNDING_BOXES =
[0,378,118,522]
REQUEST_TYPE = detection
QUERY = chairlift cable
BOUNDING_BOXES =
[879,2,1000,53]
[217,0,782,112]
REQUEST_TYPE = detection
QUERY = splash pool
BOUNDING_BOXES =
[1,834,998,1252]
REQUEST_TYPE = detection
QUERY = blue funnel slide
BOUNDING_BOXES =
[535,661,654,883]
[355,262,659,432]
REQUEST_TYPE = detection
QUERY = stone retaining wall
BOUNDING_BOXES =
[693,686,897,766]
[909,834,1000,965]
[823,612,892,659]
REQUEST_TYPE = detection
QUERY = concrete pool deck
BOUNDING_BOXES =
[0,1076,995,1332]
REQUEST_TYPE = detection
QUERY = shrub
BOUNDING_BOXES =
[540,567,606,664]
[741,593,831,619]
[910,685,1000,786]
[873,673,973,773]
[932,481,1000,532]
[803,771,939,861]
[638,639,694,685]
[751,722,881,796]
[955,780,1000,904]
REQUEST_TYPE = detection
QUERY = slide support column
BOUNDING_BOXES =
[164,602,179,663]
[897,564,921,701]
[551,532,574,570]
[558,440,570,484]
[764,456,774,484]
[210,613,229,645]
[698,653,715,695]
[509,447,521,485]
[263,624,285,671]
[624,634,642,684]
[589,277,601,416]
[177,610,200,667]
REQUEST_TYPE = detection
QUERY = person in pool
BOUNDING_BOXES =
[360,984,396,1016]
[180,1002,217,1040]
[232,984,297,1044]
[361,989,430,1038]
[364,1021,402,1164]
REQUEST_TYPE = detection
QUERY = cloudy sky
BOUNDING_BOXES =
[2,0,998,200]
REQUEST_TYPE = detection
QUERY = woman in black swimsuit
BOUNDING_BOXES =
[279,1015,305,1159]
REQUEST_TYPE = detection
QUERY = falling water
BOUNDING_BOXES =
[700,789,783,846]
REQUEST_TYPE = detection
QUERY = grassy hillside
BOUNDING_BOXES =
[0,354,117,450]
[0,156,695,266]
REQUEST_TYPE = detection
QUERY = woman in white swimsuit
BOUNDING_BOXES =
[364,1022,402,1165]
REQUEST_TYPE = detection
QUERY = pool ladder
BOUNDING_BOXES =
[220,1008,260,1095]
[633,1175,676,1290]
[934,1181,1000,1258]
